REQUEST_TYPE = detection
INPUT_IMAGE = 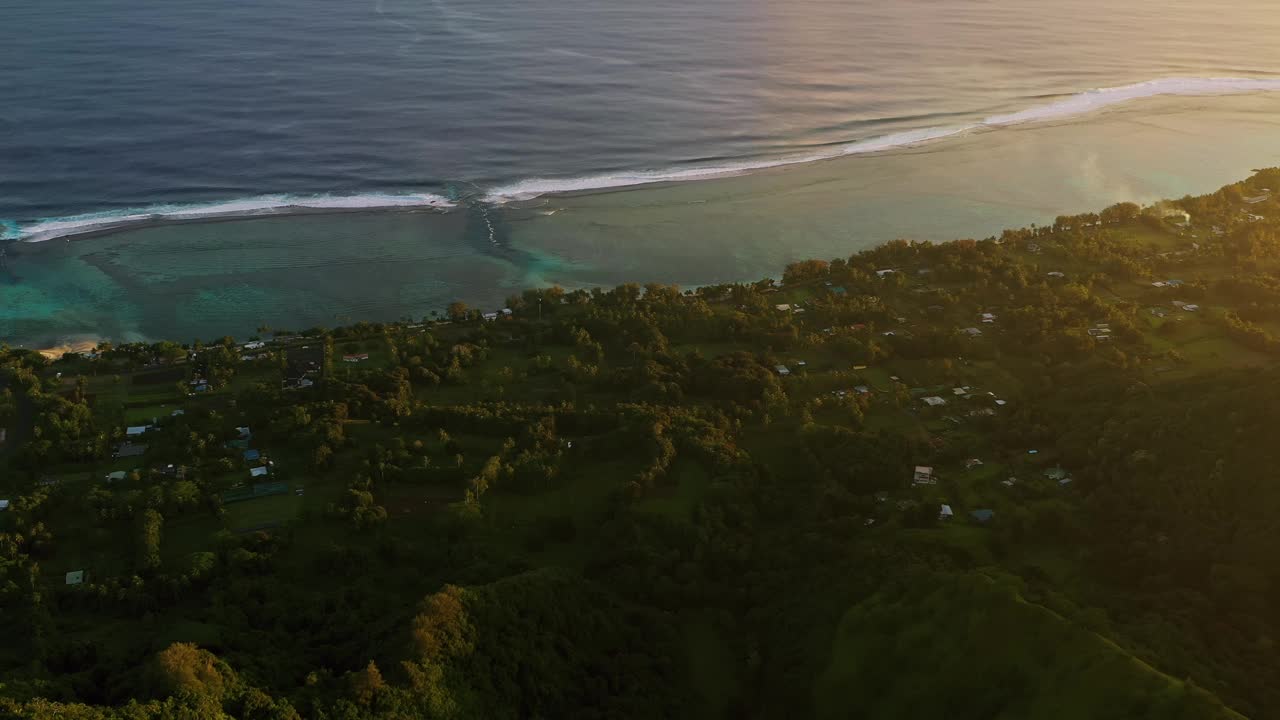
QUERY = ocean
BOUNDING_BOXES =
[3,0,1280,345]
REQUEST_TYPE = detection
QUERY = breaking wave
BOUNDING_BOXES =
[484,76,1280,203]
[8,193,456,242]
[6,77,1280,237]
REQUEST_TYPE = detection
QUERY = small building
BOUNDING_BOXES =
[774,365,791,376]
[921,396,947,407]
[875,269,897,278]
[244,449,261,462]
[965,458,984,470]
[125,425,151,437]
[939,504,954,520]
[1182,304,1200,312]
[501,308,513,316]
[481,311,499,321]
[243,341,266,350]
[237,426,252,440]
[250,466,270,478]
[970,509,995,523]
[980,313,996,323]
[775,304,792,312]
[960,327,982,336]
[853,385,870,394]
[1045,467,1070,482]
[913,466,935,485]
[65,570,85,586]
[342,353,370,363]
[1047,271,1065,278]
[0,499,9,511]
[104,471,128,482]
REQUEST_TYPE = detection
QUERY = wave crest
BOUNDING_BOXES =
[486,76,1280,203]
[11,193,455,243]
[8,76,1280,230]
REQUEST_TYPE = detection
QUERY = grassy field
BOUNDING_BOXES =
[224,492,301,531]
[814,571,1243,720]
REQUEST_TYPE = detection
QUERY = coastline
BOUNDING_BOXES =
[34,338,101,360]
[5,91,1280,347]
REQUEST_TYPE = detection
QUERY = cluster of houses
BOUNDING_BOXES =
[900,457,1069,527]
[481,308,514,322]
[228,426,273,480]
[919,386,1006,412]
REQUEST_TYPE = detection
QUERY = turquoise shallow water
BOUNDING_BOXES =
[5,92,1280,347]
[6,0,1280,345]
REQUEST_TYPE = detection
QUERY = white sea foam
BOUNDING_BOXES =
[13,193,455,242]
[485,76,1280,204]
[982,76,1280,126]
[484,124,981,203]
[9,77,1280,231]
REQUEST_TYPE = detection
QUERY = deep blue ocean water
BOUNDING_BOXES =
[4,0,1280,344]
[5,0,1280,231]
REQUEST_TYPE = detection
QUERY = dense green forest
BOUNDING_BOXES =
[4,170,1280,718]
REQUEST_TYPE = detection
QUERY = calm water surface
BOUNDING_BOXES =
[3,0,1280,343]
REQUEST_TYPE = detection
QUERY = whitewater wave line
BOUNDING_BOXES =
[6,76,1280,242]
[5,193,456,243]
[482,76,1280,203]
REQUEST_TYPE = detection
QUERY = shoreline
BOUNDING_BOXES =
[33,338,101,360]
[5,90,1280,349]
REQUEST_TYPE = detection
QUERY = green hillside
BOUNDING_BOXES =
[816,571,1241,720]
[7,171,1280,717]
